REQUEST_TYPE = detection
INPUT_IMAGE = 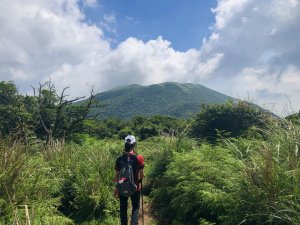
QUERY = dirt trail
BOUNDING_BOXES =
[139,198,155,225]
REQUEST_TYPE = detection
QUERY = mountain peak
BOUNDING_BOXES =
[110,84,143,91]
[94,82,232,119]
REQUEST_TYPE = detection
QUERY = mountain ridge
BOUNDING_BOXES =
[92,82,233,119]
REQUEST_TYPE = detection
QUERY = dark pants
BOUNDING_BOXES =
[119,191,140,225]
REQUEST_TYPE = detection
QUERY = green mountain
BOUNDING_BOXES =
[92,82,232,119]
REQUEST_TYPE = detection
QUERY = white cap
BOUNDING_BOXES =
[124,135,136,144]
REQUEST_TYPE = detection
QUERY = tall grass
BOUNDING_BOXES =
[51,140,120,223]
[235,121,300,224]
[0,138,72,224]
[147,119,300,225]
[2,118,300,225]
[0,136,122,224]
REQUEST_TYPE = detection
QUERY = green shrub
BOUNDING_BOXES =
[150,144,243,225]
[190,101,269,144]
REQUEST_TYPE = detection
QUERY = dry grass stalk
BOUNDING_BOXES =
[24,205,31,225]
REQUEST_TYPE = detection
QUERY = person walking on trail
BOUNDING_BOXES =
[114,135,145,225]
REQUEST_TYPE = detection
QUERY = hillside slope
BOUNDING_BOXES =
[92,82,232,119]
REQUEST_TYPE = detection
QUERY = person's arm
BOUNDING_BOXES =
[137,155,145,182]
[114,170,120,197]
[115,170,120,182]
[139,169,144,182]
[114,157,120,197]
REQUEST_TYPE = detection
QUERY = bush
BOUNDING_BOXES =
[149,120,300,225]
[150,144,243,225]
[190,101,269,144]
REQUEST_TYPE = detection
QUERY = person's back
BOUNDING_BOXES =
[114,135,145,225]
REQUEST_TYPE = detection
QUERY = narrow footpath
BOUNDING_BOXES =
[139,198,155,225]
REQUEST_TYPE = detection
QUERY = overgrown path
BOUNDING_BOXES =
[139,198,155,225]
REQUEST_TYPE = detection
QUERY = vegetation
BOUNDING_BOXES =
[89,82,231,119]
[286,112,300,125]
[148,121,300,224]
[1,81,300,225]
[0,137,120,224]
[81,115,185,141]
[0,81,98,141]
[190,101,270,143]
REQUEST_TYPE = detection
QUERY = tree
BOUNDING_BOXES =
[0,81,100,142]
[0,81,31,139]
[31,81,99,142]
[190,101,269,143]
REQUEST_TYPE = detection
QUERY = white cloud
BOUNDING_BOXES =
[211,0,250,30]
[100,12,117,35]
[50,36,222,94]
[103,13,116,24]
[0,0,110,93]
[195,53,224,78]
[202,0,300,113]
[0,0,299,114]
[227,65,300,116]
[82,0,98,8]
[0,0,220,97]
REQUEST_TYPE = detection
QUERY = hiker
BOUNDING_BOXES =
[114,135,145,225]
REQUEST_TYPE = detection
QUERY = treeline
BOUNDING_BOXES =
[0,81,187,143]
[0,81,98,142]
[0,81,272,144]
[0,81,275,145]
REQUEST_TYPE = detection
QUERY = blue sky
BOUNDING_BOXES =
[83,0,217,51]
[0,0,300,114]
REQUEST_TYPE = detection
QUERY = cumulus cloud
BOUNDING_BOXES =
[83,0,98,8]
[50,36,223,94]
[0,0,299,113]
[202,0,300,113]
[100,12,117,35]
[226,65,300,115]
[0,0,110,92]
[0,0,221,97]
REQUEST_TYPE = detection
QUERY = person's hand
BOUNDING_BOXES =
[114,188,119,198]
[137,183,142,192]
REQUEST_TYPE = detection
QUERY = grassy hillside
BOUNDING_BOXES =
[92,82,232,119]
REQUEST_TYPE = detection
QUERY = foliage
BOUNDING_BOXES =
[91,82,231,119]
[148,120,300,225]
[0,137,121,224]
[3,81,300,225]
[0,138,70,224]
[0,81,98,141]
[149,141,243,225]
[231,121,300,225]
[0,81,32,138]
[54,140,119,223]
[190,101,270,144]
[133,115,185,140]
[82,115,185,141]
[285,111,300,125]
